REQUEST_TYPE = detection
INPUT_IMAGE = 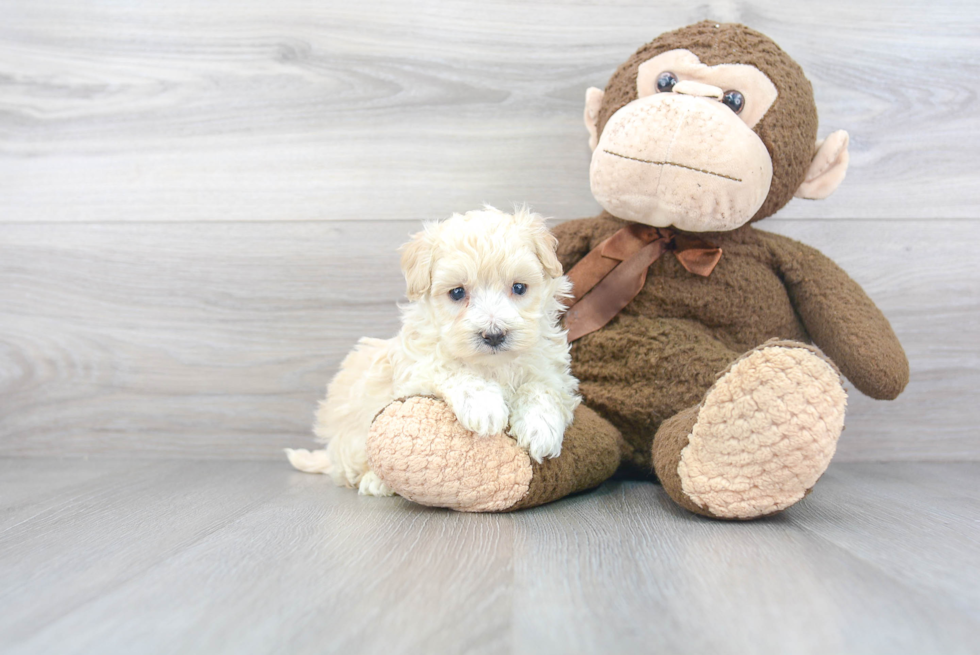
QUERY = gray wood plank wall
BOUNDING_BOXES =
[2,1,978,461]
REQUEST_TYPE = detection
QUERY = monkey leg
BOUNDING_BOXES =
[572,316,747,474]
[365,396,625,512]
[651,340,847,520]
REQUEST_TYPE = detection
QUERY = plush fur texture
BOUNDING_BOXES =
[367,396,535,512]
[672,342,846,519]
[286,207,581,494]
[556,213,907,474]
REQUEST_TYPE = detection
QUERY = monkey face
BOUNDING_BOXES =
[584,23,851,230]
[589,49,779,232]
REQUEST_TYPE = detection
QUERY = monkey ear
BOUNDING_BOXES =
[795,130,850,200]
[584,87,605,151]
[399,228,433,301]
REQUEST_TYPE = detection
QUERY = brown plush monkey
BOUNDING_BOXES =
[365,22,909,519]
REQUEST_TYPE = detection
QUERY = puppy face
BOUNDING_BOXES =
[400,207,565,362]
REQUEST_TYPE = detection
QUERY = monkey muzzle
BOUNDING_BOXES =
[590,93,773,232]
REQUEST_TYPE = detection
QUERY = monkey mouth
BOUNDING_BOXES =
[602,149,742,183]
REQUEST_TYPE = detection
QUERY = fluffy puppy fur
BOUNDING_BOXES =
[286,207,581,496]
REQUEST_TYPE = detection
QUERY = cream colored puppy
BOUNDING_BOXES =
[286,207,580,496]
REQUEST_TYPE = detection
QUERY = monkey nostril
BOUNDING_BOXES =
[481,331,507,348]
[672,80,724,99]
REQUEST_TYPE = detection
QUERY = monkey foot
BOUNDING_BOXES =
[366,397,534,512]
[366,396,623,512]
[654,341,847,520]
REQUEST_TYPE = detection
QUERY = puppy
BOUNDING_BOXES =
[286,206,580,496]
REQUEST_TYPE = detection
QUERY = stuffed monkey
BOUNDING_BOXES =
[365,22,908,519]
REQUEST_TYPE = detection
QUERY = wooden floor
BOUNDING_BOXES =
[1,459,977,655]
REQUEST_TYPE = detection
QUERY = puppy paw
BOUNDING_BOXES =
[448,384,509,437]
[358,471,395,497]
[510,411,564,463]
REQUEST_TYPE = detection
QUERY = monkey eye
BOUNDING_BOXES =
[721,90,745,114]
[656,71,678,93]
[512,283,527,296]
[449,287,466,301]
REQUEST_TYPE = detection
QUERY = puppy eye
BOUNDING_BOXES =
[721,90,744,114]
[512,283,527,296]
[448,287,466,302]
[656,71,678,93]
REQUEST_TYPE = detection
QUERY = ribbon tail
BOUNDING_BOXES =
[565,239,667,342]
[674,246,723,277]
[563,238,618,307]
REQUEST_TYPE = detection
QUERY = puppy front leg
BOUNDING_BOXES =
[509,383,571,463]
[438,374,509,437]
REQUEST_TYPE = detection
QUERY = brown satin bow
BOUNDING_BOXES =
[564,224,722,342]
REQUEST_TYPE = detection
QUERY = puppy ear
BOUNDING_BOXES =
[399,228,433,300]
[527,216,563,278]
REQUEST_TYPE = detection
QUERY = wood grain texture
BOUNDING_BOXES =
[0,219,977,461]
[1,0,978,223]
[512,464,980,654]
[1,460,978,655]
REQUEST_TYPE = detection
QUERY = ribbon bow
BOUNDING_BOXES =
[564,224,722,342]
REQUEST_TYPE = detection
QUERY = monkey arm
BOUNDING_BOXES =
[551,217,606,272]
[766,232,909,400]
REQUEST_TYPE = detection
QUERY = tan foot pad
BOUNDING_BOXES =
[678,345,847,519]
[366,397,532,512]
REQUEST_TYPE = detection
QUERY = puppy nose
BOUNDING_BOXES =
[481,330,507,347]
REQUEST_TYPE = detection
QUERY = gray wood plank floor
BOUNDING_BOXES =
[1,459,978,655]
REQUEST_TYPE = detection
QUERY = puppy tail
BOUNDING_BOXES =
[284,448,333,474]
